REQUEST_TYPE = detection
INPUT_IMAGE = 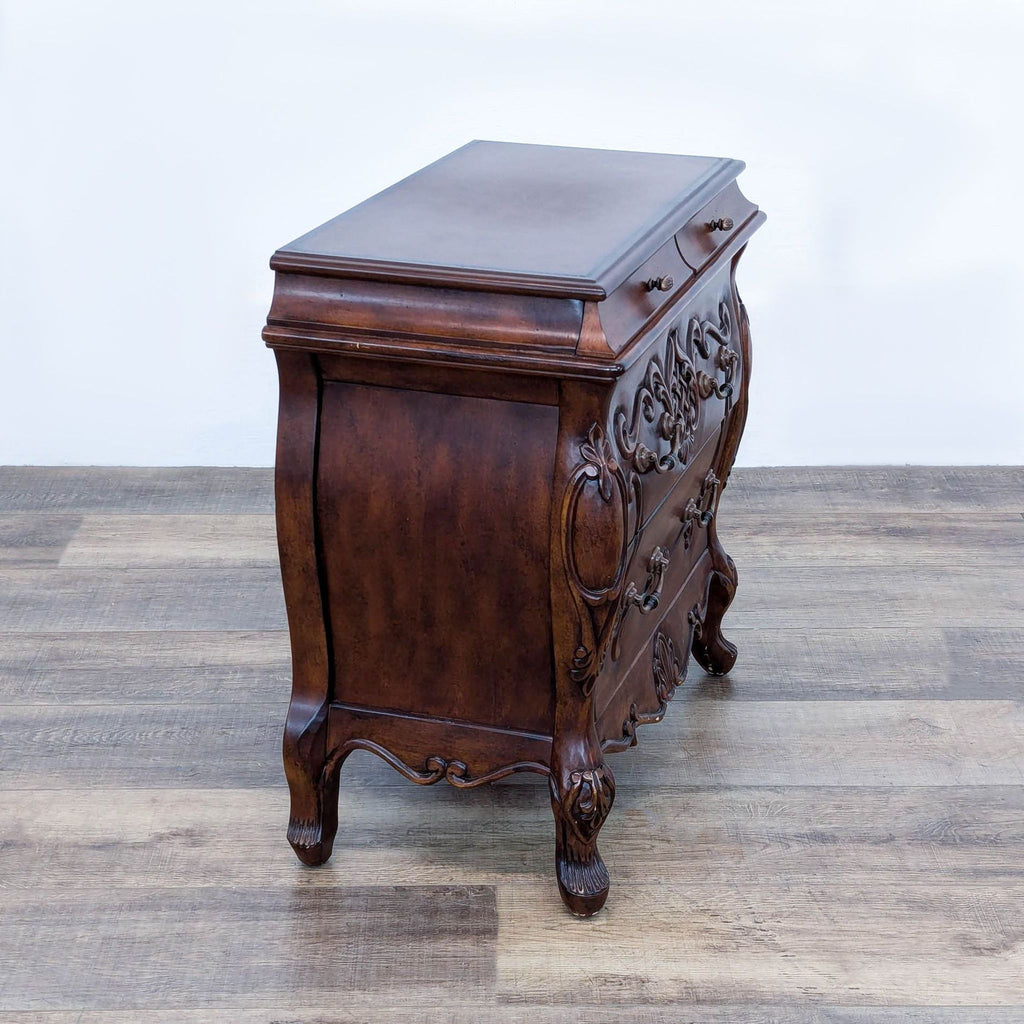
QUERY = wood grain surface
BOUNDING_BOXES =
[8,510,1016,569]
[1,466,1022,1017]
[2,1010,1022,1024]
[3,562,1022,631]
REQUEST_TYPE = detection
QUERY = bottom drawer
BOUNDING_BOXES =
[595,544,714,753]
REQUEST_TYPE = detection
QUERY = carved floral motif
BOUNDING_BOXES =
[564,767,614,843]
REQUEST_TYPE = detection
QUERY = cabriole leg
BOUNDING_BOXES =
[549,731,616,917]
[275,349,339,866]
[284,711,342,866]
[692,521,739,676]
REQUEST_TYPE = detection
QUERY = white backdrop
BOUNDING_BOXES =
[2,0,1022,466]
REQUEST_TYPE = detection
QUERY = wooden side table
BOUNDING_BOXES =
[264,141,765,915]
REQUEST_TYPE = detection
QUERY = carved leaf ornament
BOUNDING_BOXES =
[615,302,734,476]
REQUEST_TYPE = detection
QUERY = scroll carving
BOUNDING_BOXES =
[561,424,641,695]
[614,302,735,475]
[652,628,684,704]
[688,602,705,639]
[560,429,675,693]
[561,302,739,697]
[335,738,547,789]
[617,629,684,746]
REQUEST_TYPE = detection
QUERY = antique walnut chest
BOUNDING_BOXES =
[264,141,764,916]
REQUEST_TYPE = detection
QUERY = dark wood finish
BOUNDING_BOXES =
[265,141,765,915]
[317,382,557,734]
[272,141,741,298]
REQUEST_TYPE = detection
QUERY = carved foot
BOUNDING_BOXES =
[692,563,738,676]
[285,758,340,867]
[549,763,615,917]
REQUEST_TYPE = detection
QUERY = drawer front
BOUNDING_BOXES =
[597,429,722,702]
[571,268,742,705]
[596,236,694,351]
[595,537,713,751]
[611,278,739,527]
[675,180,757,274]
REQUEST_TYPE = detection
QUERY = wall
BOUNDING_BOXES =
[2,0,1022,465]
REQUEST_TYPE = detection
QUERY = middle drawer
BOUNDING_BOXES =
[611,280,739,529]
[599,425,723,695]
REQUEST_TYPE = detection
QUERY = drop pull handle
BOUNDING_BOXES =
[626,547,670,614]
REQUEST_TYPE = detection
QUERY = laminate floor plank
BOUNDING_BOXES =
[58,514,278,568]
[617,696,1024,787]
[39,511,1024,569]
[2,700,1020,789]
[1,563,1021,632]
[0,567,286,632]
[0,467,274,514]
[0,514,81,566]
[3,786,1022,891]
[721,565,1024,629]
[719,512,1024,566]
[2,1009,1020,1023]
[3,626,1022,705]
[0,885,496,1011]
[699,625,1024,701]
[723,466,1024,513]
[496,881,1024,1005]
[0,631,290,704]
[3,465,1021,514]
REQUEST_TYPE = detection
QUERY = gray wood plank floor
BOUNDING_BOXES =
[0,466,1022,1020]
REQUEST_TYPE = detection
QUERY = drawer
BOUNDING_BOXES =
[596,236,694,351]
[610,282,739,527]
[597,432,723,703]
[595,535,714,752]
[675,181,757,274]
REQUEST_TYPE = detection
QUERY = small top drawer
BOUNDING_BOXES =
[675,181,758,274]
[595,236,694,352]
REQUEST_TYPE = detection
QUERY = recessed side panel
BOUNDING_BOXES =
[316,381,558,735]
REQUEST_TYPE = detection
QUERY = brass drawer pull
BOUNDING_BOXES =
[626,547,670,613]
[682,498,714,530]
[696,371,733,401]
[644,275,674,293]
[681,471,720,549]
[707,217,734,232]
